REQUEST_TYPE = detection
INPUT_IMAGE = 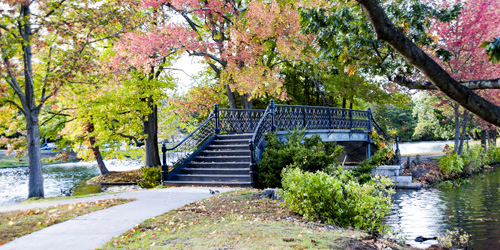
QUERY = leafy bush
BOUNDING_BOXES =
[138,167,161,188]
[486,146,500,164]
[439,152,464,176]
[281,167,393,231]
[257,129,343,188]
[355,147,395,184]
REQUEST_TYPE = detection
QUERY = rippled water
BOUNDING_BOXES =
[0,159,142,205]
[386,168,500,249]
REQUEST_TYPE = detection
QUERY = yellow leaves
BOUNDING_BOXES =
[344,64,357,77]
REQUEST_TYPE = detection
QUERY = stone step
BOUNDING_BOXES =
[373,165,401,176]
[201,150,251,157]
[211,139,250,145]
[165,180,252,187]
[206,144,249,150]
[182,168,250,175]
[216,134,253,140]
[170,174,251,182]
[188,162,250,168]
[192,156,251,163]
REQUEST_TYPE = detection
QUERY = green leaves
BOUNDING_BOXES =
[481,37,500,64]
[281,167,393,231]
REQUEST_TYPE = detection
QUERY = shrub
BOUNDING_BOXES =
[486,146,500,164]
[355,147,395,184]
[257,129,343,188]
[438,152,464,177]
[281,167,393,231]
[138,167,161,188]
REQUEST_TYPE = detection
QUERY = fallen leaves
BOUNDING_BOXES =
[0,198,133,246]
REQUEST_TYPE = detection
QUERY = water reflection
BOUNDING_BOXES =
[0,159,142,205]
[398,140,454,155]
[387,168,500,249]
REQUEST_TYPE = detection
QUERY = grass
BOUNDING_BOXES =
[0,154,28,168]
[87,169,143,184]
[100,189,411,250]
[0,198,134,246]
[19,191,125,204]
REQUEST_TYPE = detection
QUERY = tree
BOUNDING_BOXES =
[0,0,138,197]
[354,0,500,127]
[123,0,312,111]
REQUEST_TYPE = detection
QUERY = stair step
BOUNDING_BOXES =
[182,168,250,175]
[206,145,249,150]
[171,174,251,182]
[165,180,252,187]
[217,134,253,140]
[193,156,251,163]
[201,150,250,156]
[188,162,250,168]
[212,139,250,145]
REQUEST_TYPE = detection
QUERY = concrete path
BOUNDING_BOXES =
[0,187,234,250]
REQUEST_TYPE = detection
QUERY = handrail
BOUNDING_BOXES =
[165,113,215,151]
[163,112,216,168]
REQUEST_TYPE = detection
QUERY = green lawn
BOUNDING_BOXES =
[0,154,28,168]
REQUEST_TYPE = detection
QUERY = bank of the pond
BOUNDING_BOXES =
[386,166,500,249]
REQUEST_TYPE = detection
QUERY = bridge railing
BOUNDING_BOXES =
[162,111,216,169]
[274,104,371,131]
[218,108,265,133]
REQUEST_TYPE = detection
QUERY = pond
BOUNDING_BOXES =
[398,140,455,155]
[386,167,500,249]
[0,159,141,206]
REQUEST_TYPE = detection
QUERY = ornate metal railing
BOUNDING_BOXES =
[218,108,265,133]
[163,112,216,168]
[274,105,371,131]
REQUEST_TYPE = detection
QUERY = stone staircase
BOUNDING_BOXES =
[165,133,253,187]
[374,165,421,189]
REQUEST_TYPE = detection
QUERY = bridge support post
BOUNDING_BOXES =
[271,99,276,132]
[214,104,220,135]
[367,108,372,160]
[249,139,258,187]
[161,142,168,185]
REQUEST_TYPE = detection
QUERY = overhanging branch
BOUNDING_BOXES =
[393,76,500,90]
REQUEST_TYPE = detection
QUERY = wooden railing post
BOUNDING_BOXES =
[214,103,220,135]
[271,99,276,132]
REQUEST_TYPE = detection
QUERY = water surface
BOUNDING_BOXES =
[386,167,500,249]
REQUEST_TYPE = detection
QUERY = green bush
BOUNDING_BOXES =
[281,167,393,231]
[257,129,344,188]
[355,147,395,184]
[439,152,464,176]
[138,167,161,188]
[486,146,500,164]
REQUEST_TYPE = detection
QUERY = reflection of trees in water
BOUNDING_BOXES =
[439,169,500,249]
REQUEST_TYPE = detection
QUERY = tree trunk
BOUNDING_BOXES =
[143,97,161,167]
[26,113,44,198]
[481,129,488,153]
[457,111,469,156]
[453,105,460,152]
[240,93,253,109]
[226,84,237,109]
[87,123,109,175]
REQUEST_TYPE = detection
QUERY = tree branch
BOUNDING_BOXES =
[356,0,500,126]
[393,76,500,90]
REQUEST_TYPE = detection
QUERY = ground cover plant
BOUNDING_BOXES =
[0,198,133,246]
[100,190,410,250]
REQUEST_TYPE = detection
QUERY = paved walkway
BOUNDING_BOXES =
[0,187,234,250]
